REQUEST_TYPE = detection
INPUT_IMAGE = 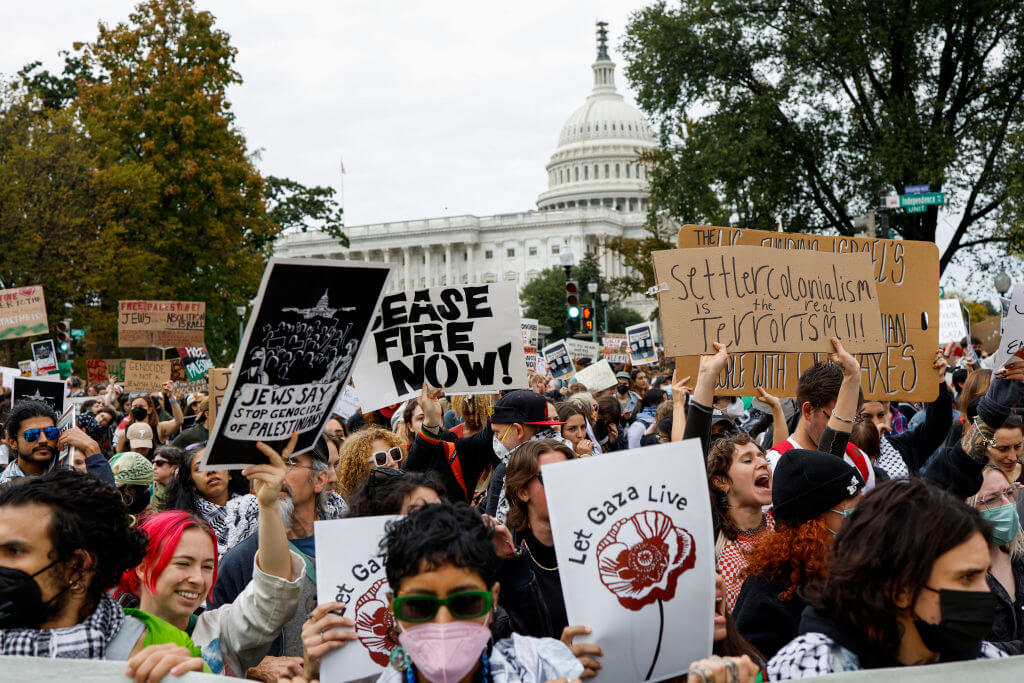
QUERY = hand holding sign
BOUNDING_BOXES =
[301,601,359,680]
[249,432,295,507]
[561,626,604,679]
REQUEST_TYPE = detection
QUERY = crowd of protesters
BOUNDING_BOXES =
[0,332,1022,682]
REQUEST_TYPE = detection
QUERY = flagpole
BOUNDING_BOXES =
[340,157,346,219]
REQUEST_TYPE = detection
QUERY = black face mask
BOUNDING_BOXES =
[131,407,148,422]
[913,587,996,656]
[0,560,67,629]
[616,384,629,396]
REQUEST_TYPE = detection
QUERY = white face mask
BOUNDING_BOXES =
[726,400,745,420]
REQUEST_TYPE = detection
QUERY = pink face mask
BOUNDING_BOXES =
[398,620,492,683]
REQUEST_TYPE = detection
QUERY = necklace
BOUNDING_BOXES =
[738,514,766,537]
[524,539,558,572]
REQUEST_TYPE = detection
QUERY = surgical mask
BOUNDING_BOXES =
[980,503,1020,547]
[0,560,66,629]
[131,407,148,422]
[398,621,492,683]
[914,587,996,655]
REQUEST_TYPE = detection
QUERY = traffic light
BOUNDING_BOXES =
[565,280,580,318]
[56,318,71,361]
[582,305,594,332]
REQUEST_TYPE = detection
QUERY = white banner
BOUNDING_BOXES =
[352,282,529,412]
[315,515,399,682]
[543,440,714,682]
[938,299,968,345]
[573,359,617,393]
[565,338,600,361]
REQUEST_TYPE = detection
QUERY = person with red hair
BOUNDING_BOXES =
[732,448,864,660]
[119,434,312,676]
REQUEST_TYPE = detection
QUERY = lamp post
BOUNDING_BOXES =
[587,279,598,344]
[600,291,609,334]
[236,304,246,345]
[995,269,1012,298]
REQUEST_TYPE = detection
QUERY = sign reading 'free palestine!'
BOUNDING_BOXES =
[653,245,884,356]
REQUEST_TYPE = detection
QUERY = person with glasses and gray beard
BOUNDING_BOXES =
[209,434,342,679]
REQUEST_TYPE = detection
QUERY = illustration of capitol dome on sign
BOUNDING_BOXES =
[536,21,657,213]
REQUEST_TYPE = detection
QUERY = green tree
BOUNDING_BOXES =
[521,251,639,339]
[616,0,1024,288]
[264,176,347,247]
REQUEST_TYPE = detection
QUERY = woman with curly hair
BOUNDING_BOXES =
[450,393,497,439]
[732,449,864,660]
[334,426,404,498]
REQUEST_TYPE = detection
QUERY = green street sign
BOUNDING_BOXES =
[905,205,927,213]
[899,192,945,209]
[71,328,85,339]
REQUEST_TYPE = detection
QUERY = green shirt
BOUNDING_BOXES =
[124,607,211,672]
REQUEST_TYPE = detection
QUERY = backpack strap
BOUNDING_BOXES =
[104,614,147,661]
[445,441,468,500]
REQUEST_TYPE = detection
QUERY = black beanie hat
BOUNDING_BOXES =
[772,449,864,527]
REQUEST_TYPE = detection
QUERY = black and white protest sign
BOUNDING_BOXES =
[57,404,77,463]
[31,339,57,374]
[544,440,714,682]
[351,281,529,412]
[542,340,574,380]
[626,321,657,366]
[315,515,398,682]
[201,258,393,469]
[996,283,1024,368]
[11,375,66,413]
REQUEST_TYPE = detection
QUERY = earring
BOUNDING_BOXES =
[389,645,411,672]
[70,579,85,594]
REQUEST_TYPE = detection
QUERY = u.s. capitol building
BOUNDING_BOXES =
[274,24,657,317]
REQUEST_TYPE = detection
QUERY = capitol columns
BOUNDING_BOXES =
[444,243,453,286]
[402,246,411,291]
[424,247,433,287]
[466,243,475,283]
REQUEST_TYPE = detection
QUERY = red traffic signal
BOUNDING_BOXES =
[582,306,594,331]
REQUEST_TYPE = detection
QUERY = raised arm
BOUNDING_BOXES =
[250,432,295,580]
[685,343,730,458]
[670,371,692,443]
[157,380,184,441]
[755,387,789,447]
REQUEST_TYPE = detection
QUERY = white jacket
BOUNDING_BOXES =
[192,549,305,676]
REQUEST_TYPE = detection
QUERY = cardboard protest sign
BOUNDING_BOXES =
[653,245,883,356]
[626,322,658,365]
[31,340,58,375]
[602,334,629,364]
[542,340,574,380]
[939,299,969,345]
[544,440,714,682]
[202,259,392,469]
[106,358,126,382]
[972,315,1002,355]
[673,225,941,401]
[207,368,231,427]
[124,360,171,392]
[315,515,398,682]
[351,281,528,412]
[995,283,1024,368]
[118,300,205,347]
[11,376,66,413]
[86,360,108,385]
[574,359,618,393]
[0,285,48,340]
[565,338,600,361]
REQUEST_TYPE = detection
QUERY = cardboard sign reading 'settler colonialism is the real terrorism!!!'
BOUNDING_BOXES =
[543,439,715,682]
[201,259,393,470]
[351,281,528,412]
[670,225,941,402]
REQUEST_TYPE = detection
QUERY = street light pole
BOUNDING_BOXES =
[600,291,609,334]
[236,304,246,345]
[995,269,1011,298]
[587,279,598,344]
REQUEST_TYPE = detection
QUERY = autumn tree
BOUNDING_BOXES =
[615,0,1024,291]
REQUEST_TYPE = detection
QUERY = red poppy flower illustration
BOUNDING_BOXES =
[596,509,695,611]
[354,577,398,667]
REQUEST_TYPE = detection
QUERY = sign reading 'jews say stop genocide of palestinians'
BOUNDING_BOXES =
[351,281,529,412]
[118,300,206,347]
[201,259,393,470]
[653,245,884,356]
[543,439,714,683]
[669,225,941,402]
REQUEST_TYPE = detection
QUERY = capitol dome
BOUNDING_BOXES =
[537,22,657,213]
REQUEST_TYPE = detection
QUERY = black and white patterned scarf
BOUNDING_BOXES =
[194,493,240,557]
[877,435,909,479]
[493,428,571,524]
[0,594,124,659]
[223,491,349,553]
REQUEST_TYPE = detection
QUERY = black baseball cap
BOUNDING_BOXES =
[489,390,563,426]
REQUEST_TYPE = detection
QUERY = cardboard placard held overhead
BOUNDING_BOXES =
[118,300,206,347]
[177,346,213,383]
[351,281,529,412]
[31,339,58,375]
[0,285,49,340]
[202,259,393,470]
[11,375,66,413]
[207,368,232,427]
[573,359,618,393]
[544,440,714,682]
[124,360,172,392]
[602,334,629,364]
[653,245,884,356]
[565,338,601,361]
[673,225,940,402]
[86,360,108,385]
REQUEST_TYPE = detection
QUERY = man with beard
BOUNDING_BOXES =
[210,435,339,678]
[0,401,112,487]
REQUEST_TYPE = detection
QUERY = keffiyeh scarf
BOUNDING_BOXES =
[877,435,909,479]
[194,493,240,557]
[0,594,125,659]
[223,491,349,553]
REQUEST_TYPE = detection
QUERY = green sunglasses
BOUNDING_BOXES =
[391,590,493,623]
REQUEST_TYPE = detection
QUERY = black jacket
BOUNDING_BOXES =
[405,422,496,503]
[885,383,953,474]
[987,555,1024,655]
[496,529,568,640]
[733,574,806,661]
